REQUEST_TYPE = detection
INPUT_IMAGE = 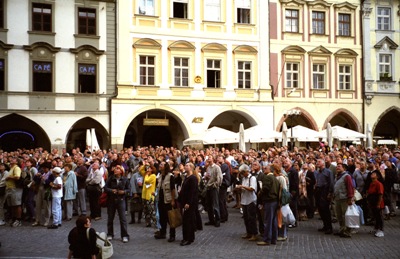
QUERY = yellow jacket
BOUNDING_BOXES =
[142,173,156,201]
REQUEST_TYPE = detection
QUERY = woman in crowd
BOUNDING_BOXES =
[180,162,198,246]
[298,163,309,221]
[141,163,157,227]
[104,165,130,243]
[63,163,78,221]
[68,216,99,259]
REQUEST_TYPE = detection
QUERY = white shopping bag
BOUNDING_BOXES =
[281,204,296,225]
[345,204,360,228]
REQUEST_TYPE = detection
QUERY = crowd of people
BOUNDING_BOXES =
[0,143,399,256]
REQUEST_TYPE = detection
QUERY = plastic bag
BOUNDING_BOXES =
[281,204,295,225]
[356,205,364,225]
[345,204,360,228]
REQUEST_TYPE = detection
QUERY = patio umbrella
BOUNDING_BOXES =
[239,123,246,152]
[327,123,333,149]
[91,128,100,151]
[86,129,92,151]
[366,123,373,148]
[282,122,288,147]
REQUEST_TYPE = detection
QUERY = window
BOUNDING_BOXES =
[78,8,96,35]
[238,61,251,89]
[204,0,221,21]
[338,13,350,36]
[174,57,189,87]
[139,56,155,85]
[285,9,299,32]
[0,0,4,29]
[379,54,391,79]
[338,65,351,90]
[237,0,251,24]
[286,63,299,88]
[377,7,390,30]
[32,3,52,32]
[0,59,4,91]
[207,59,221,88]
[173,0,188,19]
[78,64,96,93]
[312,11,325,34]
[312,64,325,89]
[138,0,155,16]
[33,61,52,92]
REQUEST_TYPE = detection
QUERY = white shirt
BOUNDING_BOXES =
[52,176,63,198]
[240,174,257,205]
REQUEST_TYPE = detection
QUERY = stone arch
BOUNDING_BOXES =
[323,108,361,131]
[65,117,109,152]
[205,107,260,132]
[372,106,400,140]
[0,113,50,151]
[276,107,318,131]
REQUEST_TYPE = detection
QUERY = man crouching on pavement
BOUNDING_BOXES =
[236,164,258,241]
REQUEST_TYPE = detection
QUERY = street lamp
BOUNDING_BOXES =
[283,109,301,150]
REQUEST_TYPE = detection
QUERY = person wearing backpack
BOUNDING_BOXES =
[272,161,289,242]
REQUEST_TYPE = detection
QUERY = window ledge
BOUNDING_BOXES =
[283,31,302,34]
[336,35,354,39]
[311,88,329,91]
[28,31,56,36]
[170,17,193,21]
[135,14,159,18]
[310,33,328,36]
[375,29,395,33]
[337,89,354,92]
[170,86,193,90]
[74,34,100,39]
[202,20,225,24]
[234,23,255,27]
[0,28,8,32]
[134,85,160,89]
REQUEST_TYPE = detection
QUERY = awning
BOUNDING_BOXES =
[377,139,398,145]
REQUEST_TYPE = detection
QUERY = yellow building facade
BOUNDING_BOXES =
[113,0,273,149]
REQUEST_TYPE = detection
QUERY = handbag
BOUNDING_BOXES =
[87,184,101,193]
[99,192,107,208]
[44,187,52,201]
[281,204,295,225]
[297,194,309,209]
[168,208,182,228]
[345,204,360,228]
[131,197,144,212]
[87,229,113,259]
[354,189,363,201]
[281,187,291,206]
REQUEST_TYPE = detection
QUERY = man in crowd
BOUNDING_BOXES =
[5,157,23,227]
[315,159,333,234]
[73,158,88,217]
[204,155,222,227]
[217,155,230,223]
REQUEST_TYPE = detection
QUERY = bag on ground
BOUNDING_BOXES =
[345,204,360,228]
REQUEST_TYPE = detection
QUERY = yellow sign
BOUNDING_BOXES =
[143,118,169,126]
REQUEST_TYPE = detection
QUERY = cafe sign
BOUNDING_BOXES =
[143,118,169,126]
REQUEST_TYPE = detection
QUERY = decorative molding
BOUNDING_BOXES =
[232,45,258,54]
[70,45,105,55]
[168,40,195,51]
[133,38,162,49]
[374,36,399,50]
[201,43,227,52]
[23,42,61,53]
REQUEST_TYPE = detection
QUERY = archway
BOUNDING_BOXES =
[324,109,360,131]
[66,117,109,152]
[373,107,400,141]
[124,109,185,148]
[0,113,50,151]
[209,110,256,132]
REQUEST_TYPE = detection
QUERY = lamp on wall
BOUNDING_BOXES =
[365,95,373,105]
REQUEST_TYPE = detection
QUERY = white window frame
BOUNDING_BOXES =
[138,0,155,16]
[204,0,221,21]
[338,65,351,90]
[206,59,221,88]
[377,7,391,30]
[312,11,325,34]
[338,13,351,36]
[285,9,299,32]
[236,0,251,24]
[237,61,251,89]
[312,64,325,89]
[285,62,299,88]
[172,0,188,19]
[174,57,189,87]
[378,54,392,79]
[139,55,155,86]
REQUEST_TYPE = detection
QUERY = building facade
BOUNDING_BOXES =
[0,0,116,151]
[269,0,364,142]
[113,0,273,149]
[362,0,400,144]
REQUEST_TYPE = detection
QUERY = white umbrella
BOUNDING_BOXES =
[239,123,246,152]
[327,123,333,149]
[86,129,92,151]
[366,123,373,148]
[282,122,288,147]
[91,128,100,151]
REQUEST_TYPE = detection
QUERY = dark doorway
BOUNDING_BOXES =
[143,126,172,147]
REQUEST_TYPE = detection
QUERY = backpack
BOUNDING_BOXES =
[281,185,291,206]
[16,170,28,188]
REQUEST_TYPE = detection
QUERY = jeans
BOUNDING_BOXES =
[52,197,62,225]
[107,198,129,238]
[25,189,36,219]
[242,202,257,235]
[206,188,220,223]
[263,201,278,243]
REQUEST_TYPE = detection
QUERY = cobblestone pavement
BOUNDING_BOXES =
[1,202,400,259]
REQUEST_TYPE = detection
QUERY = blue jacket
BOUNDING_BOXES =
[63,170,78,200]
